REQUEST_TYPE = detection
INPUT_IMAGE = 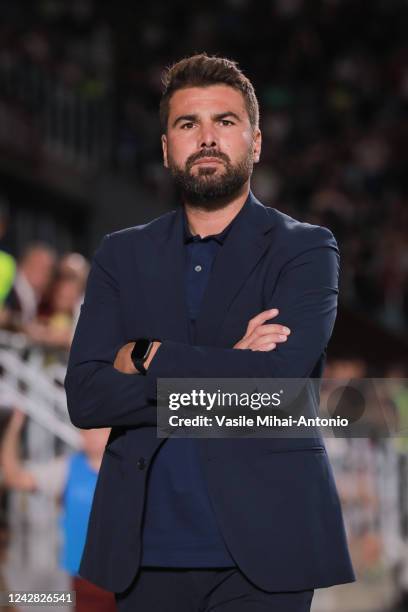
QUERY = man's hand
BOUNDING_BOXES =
[113,341,161,374]
[233,309,291,351]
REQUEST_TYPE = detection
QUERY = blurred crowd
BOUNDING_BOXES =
[0,204,89,350]
[0,1,407,610]
[120,0,408,333]
[0,0,407,335]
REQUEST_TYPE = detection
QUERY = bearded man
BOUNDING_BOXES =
[65,54,355,612]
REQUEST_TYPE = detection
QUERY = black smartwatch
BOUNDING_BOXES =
[131,338,159,375]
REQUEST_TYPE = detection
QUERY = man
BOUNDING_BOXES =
[65,54,355,611]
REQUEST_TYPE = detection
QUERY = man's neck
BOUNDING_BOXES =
[184,184,250,238]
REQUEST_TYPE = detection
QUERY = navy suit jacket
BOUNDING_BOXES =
[65,192,355,593]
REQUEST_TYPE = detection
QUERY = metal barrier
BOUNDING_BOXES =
[0,330,80,451]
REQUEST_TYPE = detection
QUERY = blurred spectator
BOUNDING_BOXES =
[58,252,90,330]
[324,357,368,380]
[1,243,56,331]
[0,408,115,612]
[387,363,408,446]
[23,252,89,349]
[0,200,15,310]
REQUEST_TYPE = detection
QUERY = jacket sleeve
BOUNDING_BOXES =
[64,234,158,429]
[148,227,339,380]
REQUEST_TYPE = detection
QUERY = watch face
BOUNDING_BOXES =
[132,338,151,361]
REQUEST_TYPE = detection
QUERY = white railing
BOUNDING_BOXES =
[0,331,80,450]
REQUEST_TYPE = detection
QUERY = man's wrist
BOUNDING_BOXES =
[130,339,162,374]
[143,341,161,371]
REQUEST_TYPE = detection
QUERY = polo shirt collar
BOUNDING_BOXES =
[183,193,250,245]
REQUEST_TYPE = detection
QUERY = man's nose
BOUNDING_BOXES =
[198,124,217,149]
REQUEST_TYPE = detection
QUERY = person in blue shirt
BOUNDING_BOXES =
[0,408,116,612]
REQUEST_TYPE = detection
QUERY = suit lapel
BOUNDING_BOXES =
[194,192,276,346]
[144,208,190,344]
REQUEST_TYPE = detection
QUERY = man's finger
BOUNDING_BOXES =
[252,324,290,337]
[245,333,288,351]
[254,343,277,352]
[245,308,279,337]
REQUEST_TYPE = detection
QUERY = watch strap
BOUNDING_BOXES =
[131,338,160,375]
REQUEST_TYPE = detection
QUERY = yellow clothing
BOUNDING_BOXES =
[0,250,16,304]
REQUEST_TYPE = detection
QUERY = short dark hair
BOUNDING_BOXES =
[159,53,259,133]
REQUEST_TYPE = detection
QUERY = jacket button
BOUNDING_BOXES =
[137,457,146,470]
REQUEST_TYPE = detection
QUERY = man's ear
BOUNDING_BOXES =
[161,134,168,168]
[253,128,262,163]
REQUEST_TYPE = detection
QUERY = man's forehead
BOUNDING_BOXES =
[169,85,247,116]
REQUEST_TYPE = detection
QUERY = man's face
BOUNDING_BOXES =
[162,85,261,209]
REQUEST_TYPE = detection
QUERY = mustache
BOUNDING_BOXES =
[186,149,230,170]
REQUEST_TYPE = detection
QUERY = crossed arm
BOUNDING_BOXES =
[64,230,339,429]
[113,308,291,374]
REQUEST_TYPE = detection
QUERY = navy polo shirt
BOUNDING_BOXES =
[140,210,240,567]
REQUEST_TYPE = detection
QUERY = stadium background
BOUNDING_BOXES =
[0,1,407,610]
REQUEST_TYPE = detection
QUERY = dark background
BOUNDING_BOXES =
[0,0,407,365]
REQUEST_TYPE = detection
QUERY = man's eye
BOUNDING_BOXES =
[220,119,234,126]
[181,122,195,129]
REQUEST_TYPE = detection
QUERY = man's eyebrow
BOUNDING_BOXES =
[172,111,242,128]
[172,114,197,128]
[213,111,242,122]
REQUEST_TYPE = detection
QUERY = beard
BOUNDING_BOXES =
[168,147,254,210]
